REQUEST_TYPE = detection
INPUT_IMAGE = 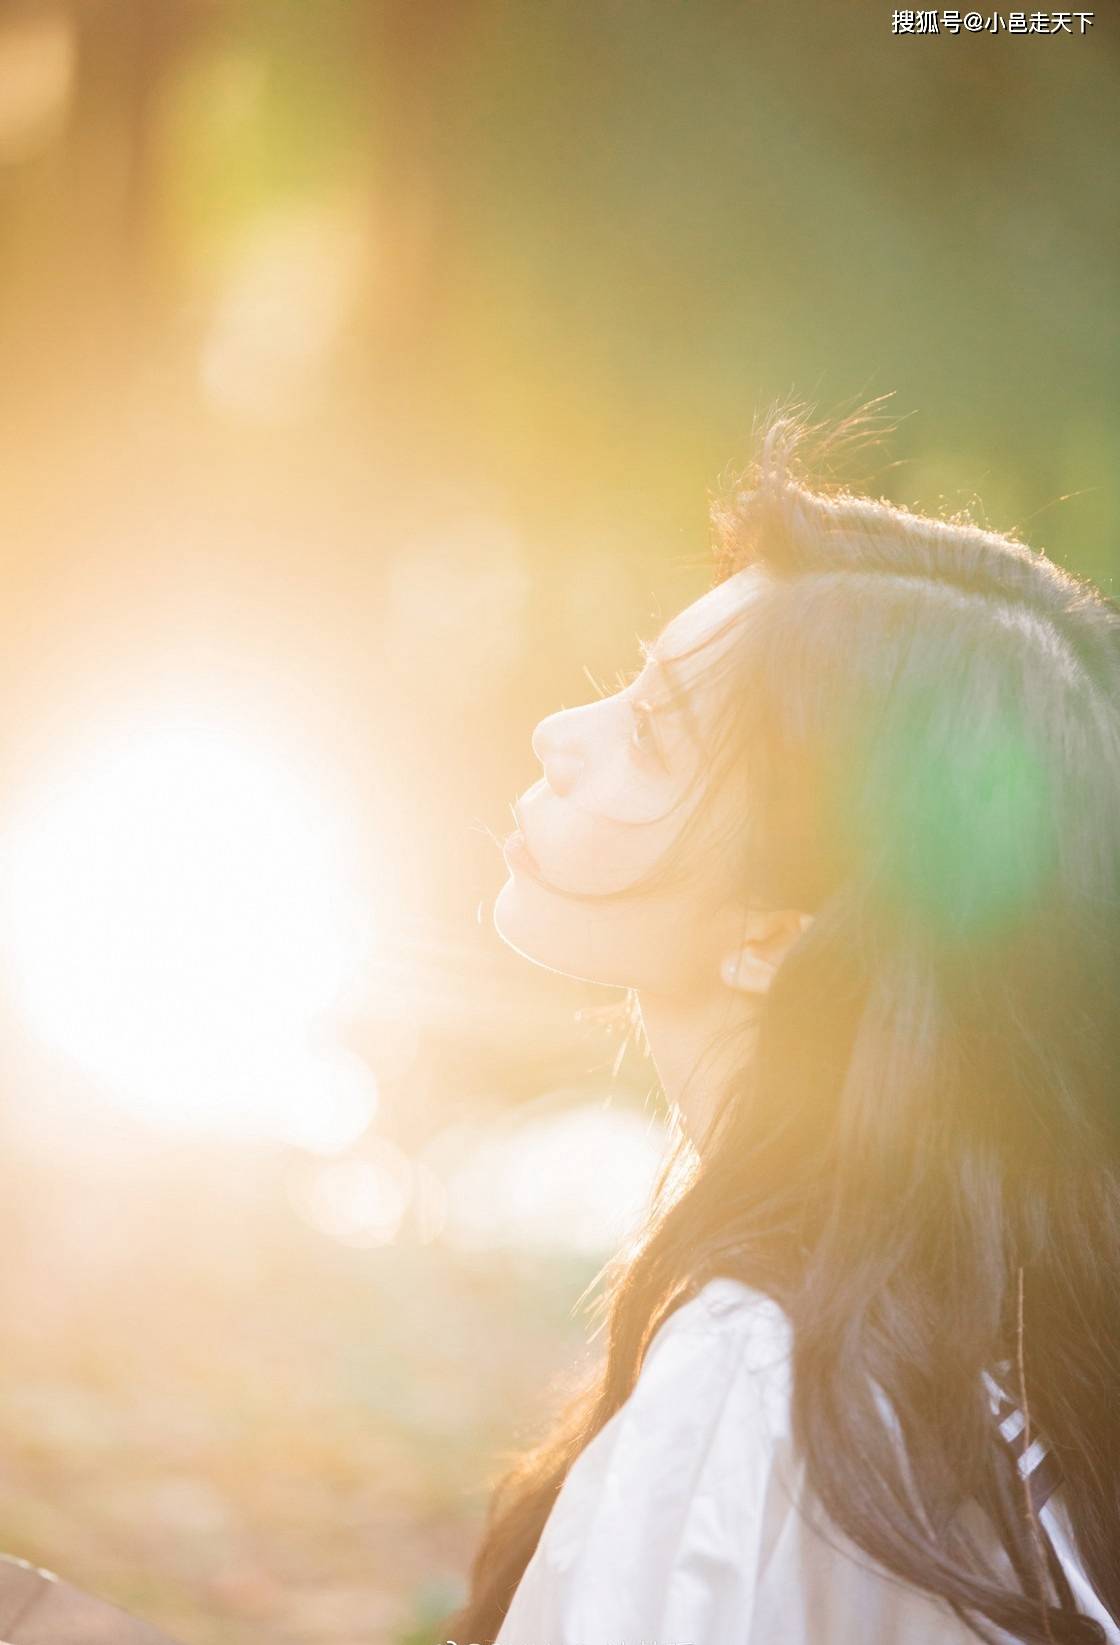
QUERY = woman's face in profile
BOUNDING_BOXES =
[493,570,762,995]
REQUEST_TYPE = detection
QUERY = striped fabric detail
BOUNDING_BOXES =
[982,1362,1063,1516]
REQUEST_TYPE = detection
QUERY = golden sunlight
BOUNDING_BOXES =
[0,704,376,1151]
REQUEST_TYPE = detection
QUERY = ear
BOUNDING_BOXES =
[719,908,813,995]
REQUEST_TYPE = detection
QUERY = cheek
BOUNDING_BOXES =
[529,801,687,898]
[494,769,731,990]
[569,761,682,827]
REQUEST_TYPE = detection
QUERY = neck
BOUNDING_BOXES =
[637,981,760,1147]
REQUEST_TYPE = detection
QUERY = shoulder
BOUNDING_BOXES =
[646,1273,794,1359]
[553,1274,798,1532]
[495,1277,801,1640]
[636,1274,796,1434]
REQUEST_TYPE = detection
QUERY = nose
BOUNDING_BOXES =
[531,708,585,797]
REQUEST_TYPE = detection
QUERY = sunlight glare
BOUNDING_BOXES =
[0,708,375,1147]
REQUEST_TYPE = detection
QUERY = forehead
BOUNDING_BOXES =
[647,568,765,681]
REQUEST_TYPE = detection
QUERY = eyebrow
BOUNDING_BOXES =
[637,640,703,748]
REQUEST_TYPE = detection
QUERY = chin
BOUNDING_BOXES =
[491,872,640,990]
[492,873,574,975]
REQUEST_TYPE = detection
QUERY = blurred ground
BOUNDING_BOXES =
[0,1108,628,1644]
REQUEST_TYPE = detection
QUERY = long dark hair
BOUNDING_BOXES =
[445,400,1120,1644]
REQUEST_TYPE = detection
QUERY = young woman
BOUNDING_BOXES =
[444,402,1120,1645]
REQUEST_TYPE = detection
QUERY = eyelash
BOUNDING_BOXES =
[630,699,666,766]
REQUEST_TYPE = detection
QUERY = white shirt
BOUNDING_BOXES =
[495,1276,1117,1645]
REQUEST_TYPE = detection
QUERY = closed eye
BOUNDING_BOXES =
[630,698,667,768]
